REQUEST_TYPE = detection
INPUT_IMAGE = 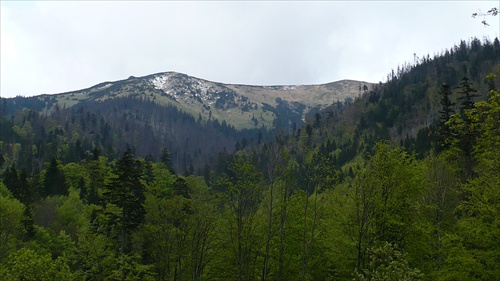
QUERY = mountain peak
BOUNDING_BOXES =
[23,71,374,130]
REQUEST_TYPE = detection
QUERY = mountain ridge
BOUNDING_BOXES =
[28,71,374,130]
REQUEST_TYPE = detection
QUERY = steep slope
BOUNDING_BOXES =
[252,37,500,177]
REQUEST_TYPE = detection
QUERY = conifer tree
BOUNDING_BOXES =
[456,77,479,178]
[458,77,479,114]
[438,84,455,127]
[16,169,33,205]
[437,83,455,149]
[161,148,175,174]
[103,149,145,254]
[43,158,68,197]
[3,165,20,200]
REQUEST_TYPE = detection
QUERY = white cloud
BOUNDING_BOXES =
[1,1,498,98]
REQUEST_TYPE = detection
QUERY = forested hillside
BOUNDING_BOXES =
[0,37,499,280]
[0,73,365,174]
[0,95,270,174]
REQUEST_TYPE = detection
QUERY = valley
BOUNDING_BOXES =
[0,37,499,280]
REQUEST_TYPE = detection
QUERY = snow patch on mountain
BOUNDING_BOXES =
[149,74,171,90]
[195,81,211,95]
[264,85,300,90]
[97,83,113,91]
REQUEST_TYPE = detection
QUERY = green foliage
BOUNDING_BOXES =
[62,162,89,191]
[350,143,423,273]
[0,247,82,281]
[12,121,33,140]
[0,190,25,261]
[355,242,423,281]
[139,175,216,280]
[76,227,117,280]
[436,86,500,280]
[209,154,264,280]
[107,254,155,281]
[56,188,90,238]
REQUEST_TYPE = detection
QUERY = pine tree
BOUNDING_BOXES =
[43,158,68,197]
[438,83,455,149]
[458,77,479,114]
[160,148,175,174]
[103,149,145,254]
[18,169,32,205]
[21,206,35,241]
[438,83,455,126]
[457,77,480,178]
[3,165,20,200]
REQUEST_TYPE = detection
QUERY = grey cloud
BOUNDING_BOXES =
[1,1,498,98]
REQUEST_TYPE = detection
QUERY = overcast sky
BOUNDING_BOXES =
[1,1,499,98]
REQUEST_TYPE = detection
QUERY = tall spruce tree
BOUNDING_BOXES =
[439,84,455,127]
[43,158,68,197]
[103,149,145,254]
[438,83,455,149]
[458,77,479,114]
[160,148,175,174]
[457,77,480,178]
[3,165,20,200]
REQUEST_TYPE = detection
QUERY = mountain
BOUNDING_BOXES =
[0,72,371,173]
[5,72,372,130]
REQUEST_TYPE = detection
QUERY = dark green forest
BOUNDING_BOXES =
[0,37,499,280]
